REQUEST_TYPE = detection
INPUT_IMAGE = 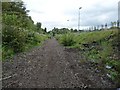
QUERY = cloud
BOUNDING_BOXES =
[23,0,119,31]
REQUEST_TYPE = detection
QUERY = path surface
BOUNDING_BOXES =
[2,38,115,88]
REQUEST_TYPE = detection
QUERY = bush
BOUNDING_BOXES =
[2,2,49,61]
[59,33,76,46]
[2,46,14,60]
[2,25,28,52]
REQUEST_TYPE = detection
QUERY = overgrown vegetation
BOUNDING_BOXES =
[1,0,120,86]
[56,33,76,46]
[56,29,120,85]
[2,1,49,60]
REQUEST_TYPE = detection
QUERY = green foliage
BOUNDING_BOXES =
[2,46,14,60]
[2,2,48,60]
[56,29,120,84]
[86,49,101,63]
[36,22,42,33]
[78,30,120,83]
[58,33,76,46]
[2,1,28,15]
[75,30,117,44]
[3,25,28,52]
[32,33,48,45]
[52,28,70,34]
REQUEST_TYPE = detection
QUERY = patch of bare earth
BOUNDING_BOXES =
[2,38,116,88]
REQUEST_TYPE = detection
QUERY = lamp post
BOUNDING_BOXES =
[118,1,120,28]
[78,7,82,31]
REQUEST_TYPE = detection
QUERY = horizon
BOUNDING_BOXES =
[23,0,119,31]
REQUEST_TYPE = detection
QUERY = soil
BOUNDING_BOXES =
[2,38,116,88]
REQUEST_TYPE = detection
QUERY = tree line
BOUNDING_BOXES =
[88,20,120,31]
[50,20,119,35]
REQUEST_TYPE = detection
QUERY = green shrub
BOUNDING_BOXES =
[59,33,76,46]
[2,25,28,52]
[2,2,49,61]
[2,46,14,60]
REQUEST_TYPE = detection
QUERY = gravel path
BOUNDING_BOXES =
[2,38,116,88]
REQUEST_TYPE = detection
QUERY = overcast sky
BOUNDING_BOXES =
[23,0,119,31]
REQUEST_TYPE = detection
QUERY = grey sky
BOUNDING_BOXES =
[23,0,119,31]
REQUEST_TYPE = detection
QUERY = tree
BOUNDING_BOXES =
[36,22,42,33]
[114,21,117,27]
[105,23,107,29]
[2,1,29,15]
[2,1,30,52]
[101,25,104,30]
[70,28,74,32]
[2,1,39,52]
[74,29,77,32]
[94,26,97,31]
[44,28,47,33]
[117,20,120,28]
[2,1,49,60]
[36,22,42,29]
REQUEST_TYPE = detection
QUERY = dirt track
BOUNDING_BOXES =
[2,38,116,88]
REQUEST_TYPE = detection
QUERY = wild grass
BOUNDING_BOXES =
[2,33,49,61]
[56,29,120,84]
[56,33,76,46]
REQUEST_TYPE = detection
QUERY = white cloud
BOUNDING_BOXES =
[23,0,119,31]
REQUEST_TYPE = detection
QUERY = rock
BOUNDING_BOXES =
[106,74,111,78]
[106,65,112,69]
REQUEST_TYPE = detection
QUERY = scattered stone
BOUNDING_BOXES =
[106,65,112,69]
[2,38,116,88]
